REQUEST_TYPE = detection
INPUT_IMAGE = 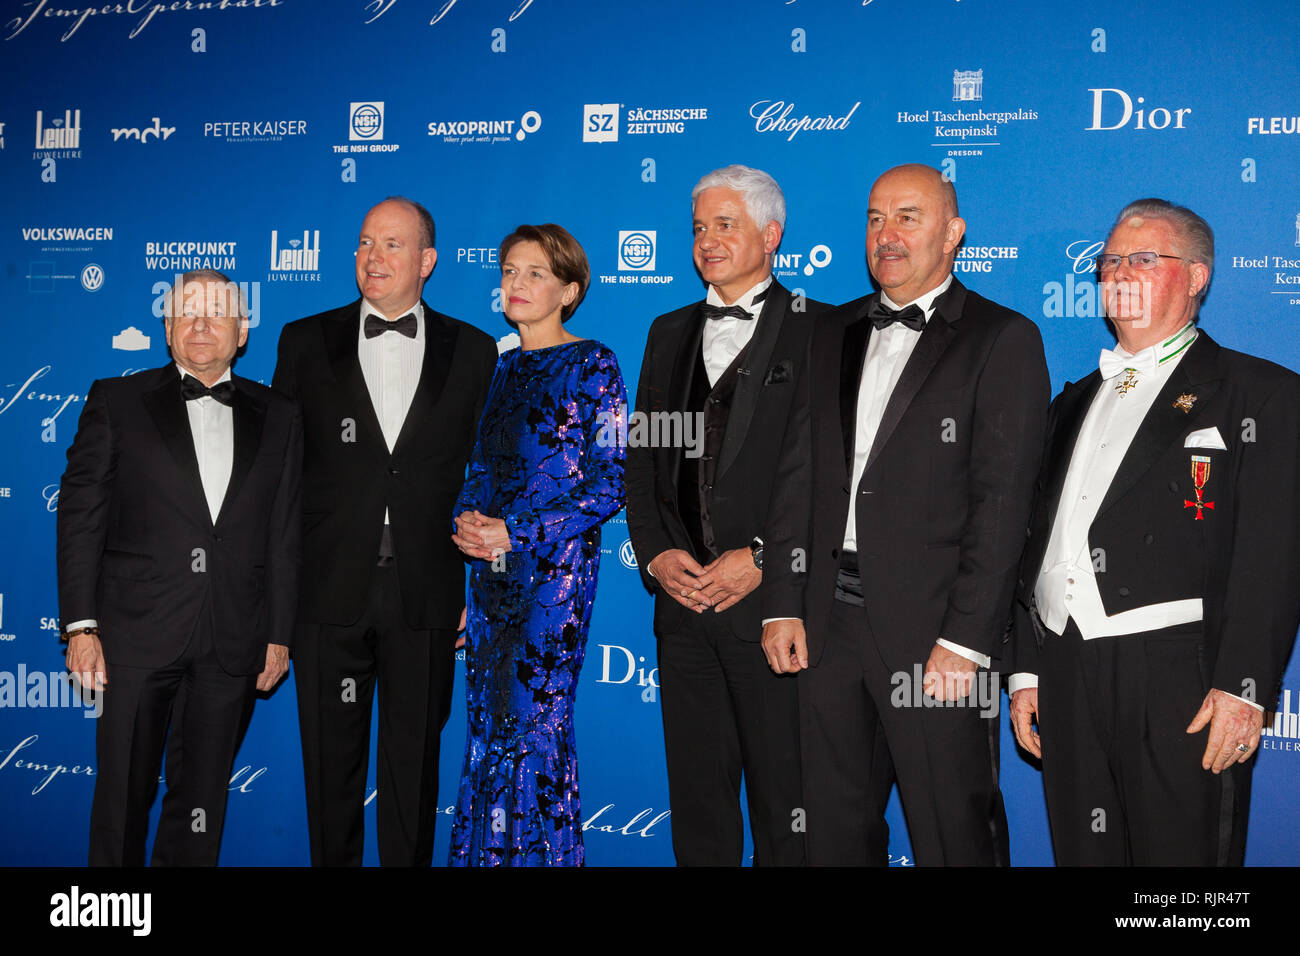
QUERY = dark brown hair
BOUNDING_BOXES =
[499,223,590,321]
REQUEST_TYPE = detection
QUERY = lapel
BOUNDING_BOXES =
[716,280,791,480]
[664,304,706,489]
[325,300,387,456]
[1041,373,1101,534]
[1097,331,1223,517]
[142,366,214,529]
[861,278,964,476]
[214,379,267,527]
[839,303,874,478]
[393,303,457,456]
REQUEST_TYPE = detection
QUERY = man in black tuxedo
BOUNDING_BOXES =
[626,164,827,865]
[1010,199,1300,865]
[273,197,496,866]
[59,270,301,866]
[761,164,1049,865]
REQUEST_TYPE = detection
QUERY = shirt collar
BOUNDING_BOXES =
[705,275,774,317]
[176,363,232,386]
[879,273,954,322]
[1114,321,1198,368]
[361,298,425,327]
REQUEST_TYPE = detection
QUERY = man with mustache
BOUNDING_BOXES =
[1009,199,1300,865]
[761,164,1049,864]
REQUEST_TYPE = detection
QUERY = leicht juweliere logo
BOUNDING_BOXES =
[267,229,321,282]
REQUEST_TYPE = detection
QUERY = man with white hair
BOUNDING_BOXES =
[626,164,828,865]
[1010,198,1300,865]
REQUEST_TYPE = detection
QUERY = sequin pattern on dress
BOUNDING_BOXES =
[448,339,627,866]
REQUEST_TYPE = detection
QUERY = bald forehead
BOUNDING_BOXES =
[869,165,957,218]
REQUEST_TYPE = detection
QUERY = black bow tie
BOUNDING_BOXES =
[180,376,235,406]
[702,286,768,322]
[702,303,754,322]
[364,312,417,339]
[868,301,926,332]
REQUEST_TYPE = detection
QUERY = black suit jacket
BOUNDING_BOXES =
[57,365,302,675]
[763,277,1050,670]
[272,299,496,632]
[625,280,829,642]
[1013,331,1300,710]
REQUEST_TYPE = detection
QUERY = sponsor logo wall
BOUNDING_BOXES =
[2,0,1299,868]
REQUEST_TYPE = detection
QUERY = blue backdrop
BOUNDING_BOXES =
[3,0,1299,866]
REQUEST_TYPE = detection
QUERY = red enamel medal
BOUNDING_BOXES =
[1183,454,1215,520]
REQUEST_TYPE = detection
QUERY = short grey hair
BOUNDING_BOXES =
[691,164,786,231]
[164,268,246,318]
[380,195,436,249]
[1111,198,1214,297]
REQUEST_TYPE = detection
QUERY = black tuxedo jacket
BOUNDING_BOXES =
[626,280,829,642]
[272,299,496,632]
[763,277,1049,670]
[57,365,302,675]
[1013,332,1300,710]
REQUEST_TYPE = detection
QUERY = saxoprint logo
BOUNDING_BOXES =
[428,110,540,144]
[582,103,706,143]
[618,231,656,272]
[619,539,637,569]
[775,243,833,279]
[350,102,383,140]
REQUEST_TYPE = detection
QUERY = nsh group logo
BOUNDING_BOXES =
[429,110,541,145]
[334,102,398,154]
[582,103,707,143]
[599,231,674,287]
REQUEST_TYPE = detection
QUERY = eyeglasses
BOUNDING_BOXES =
[1096,251,1186,272]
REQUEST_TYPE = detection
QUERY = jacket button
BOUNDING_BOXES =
[1143,533,1154,545]
[213,535,223,543]
[1118,586,1131,597]
[1168,480,1179,492]
[389,467,400,477]
[831,548,840,559]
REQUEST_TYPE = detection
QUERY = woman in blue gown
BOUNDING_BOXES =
[448,223,627,866]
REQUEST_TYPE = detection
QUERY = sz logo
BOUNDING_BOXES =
[583,103,618,143]
[617,231,655,271]
[350,102,384,141]
[619,539,637,569]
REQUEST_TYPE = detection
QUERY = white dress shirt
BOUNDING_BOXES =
[701,275,772,386]
[65,363,236,636]
[1007,323,1253,705]
[358,299,425,527]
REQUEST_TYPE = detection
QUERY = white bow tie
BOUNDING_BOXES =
[1099,347,1158,381]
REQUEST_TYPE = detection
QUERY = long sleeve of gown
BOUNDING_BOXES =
[503,345,627,551]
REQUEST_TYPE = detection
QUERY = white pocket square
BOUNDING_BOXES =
[1184,426,1227,450]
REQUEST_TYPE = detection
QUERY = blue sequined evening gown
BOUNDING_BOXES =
[448,339,627,866]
